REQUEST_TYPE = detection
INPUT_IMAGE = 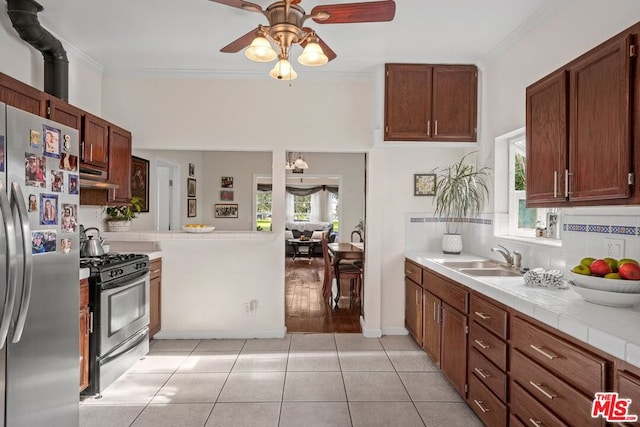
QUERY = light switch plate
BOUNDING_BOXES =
[604,238,625,259]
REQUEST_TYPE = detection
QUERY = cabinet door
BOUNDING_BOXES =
[79,307,89,392]
[441,303,467,397]
[431,65,477,142]
[0,72,47,117]
[150,276,161,339]
[568,32,632,202]
[526,70,568,206]
[82,113,109,170]
[422,290,441,365]
[107,124,132,203]
[47,97,83,130]
[405,278,423,345]
[385,64,432,141]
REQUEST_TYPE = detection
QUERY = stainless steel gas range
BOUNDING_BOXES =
[80,253,150,397]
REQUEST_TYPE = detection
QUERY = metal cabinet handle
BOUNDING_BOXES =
[416,289,420,305]
[90,144,93,161]
[529,418,543,427]
[0,181,18,348]
[474,367,490,379]
[434,120,438,136]
[427,120,431,136]
[529,344,558,360]
[153,269,161,274]
[89,311,94,334]
[529,381,557,400]
[81,141,85,159]
[474,339,490,350]
[437,302,441,323]
[553,171,558,198]
[474,311,490,320]
[473,400,490,413]
[433,301,436,321]
[10,183,33,343]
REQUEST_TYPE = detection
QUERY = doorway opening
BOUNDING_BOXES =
[156,160,180,231]
[279,153,366,333]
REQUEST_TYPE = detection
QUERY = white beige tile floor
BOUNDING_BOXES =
[80,334,483,427]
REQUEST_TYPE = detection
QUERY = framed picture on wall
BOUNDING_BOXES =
[214,203,238,218]
[220,190,234,201]
[221,176,233,188]
[414,173,436,196]
[188,199,197,217]
[187,178,196,197]
[131,156,150,212]
[188,163,195,177]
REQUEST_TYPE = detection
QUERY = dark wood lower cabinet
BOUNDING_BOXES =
[149,258,162,339]
[79,278,89,392]
[421,290,440,366]
[440,303,467,397]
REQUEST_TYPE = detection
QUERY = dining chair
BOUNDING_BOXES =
[321,233,363,306]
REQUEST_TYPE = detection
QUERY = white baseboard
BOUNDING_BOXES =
[154,328,287,340]
[360,316,382,338]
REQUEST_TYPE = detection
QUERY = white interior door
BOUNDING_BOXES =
[156,161,179,231]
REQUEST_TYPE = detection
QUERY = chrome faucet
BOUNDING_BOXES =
[513,250,522,269]
[491,245,513,267]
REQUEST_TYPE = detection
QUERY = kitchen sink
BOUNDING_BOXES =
[457,268,522,277]
[439,260,503,269]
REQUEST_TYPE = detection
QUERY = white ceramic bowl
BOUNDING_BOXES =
[569,271,640,293]
[182,225,215,233]
[570,282,640,307]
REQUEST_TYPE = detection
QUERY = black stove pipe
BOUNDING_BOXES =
[7,0,69,101]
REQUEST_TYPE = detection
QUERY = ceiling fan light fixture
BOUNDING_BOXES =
[270,58,298,80]
[294,154,309,169]
[298,40,328,66]
[244,36,277,62]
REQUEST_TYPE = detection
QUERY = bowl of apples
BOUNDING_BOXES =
[182,224,215,233]
[570,257,640,293]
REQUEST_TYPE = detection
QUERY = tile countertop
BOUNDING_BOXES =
[80,268,90,281]
[406,251,640,369]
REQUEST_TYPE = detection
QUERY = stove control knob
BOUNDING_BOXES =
[119,269,124,275]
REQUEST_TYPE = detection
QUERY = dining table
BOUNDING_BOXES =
[328,242,364,305]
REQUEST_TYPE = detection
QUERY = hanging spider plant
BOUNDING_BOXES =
[432,152,491,235]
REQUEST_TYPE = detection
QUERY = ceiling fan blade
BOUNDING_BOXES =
[208,0,263,14]
[311,0,396,24]
[220,27,264,53]
[301,28,337,62]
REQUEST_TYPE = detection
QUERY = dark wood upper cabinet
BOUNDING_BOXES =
[526,70,568,205]
[385,64,477,142]
[47,96,83,130]
[0,72,47,117]
[526,23,639,207]
[82,112,109,171]
[107,124,132,204]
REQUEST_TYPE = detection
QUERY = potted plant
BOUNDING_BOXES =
[104,196,142,232]
[432,152,491,254]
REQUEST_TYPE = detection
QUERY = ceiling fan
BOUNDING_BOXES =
[208,0,396,80]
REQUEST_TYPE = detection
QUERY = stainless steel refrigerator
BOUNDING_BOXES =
[0,102,79,427]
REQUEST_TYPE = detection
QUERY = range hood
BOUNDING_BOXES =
[79,168,119,190]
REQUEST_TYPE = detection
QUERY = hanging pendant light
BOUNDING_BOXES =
[269,56,298,80]
[298,35,328,66]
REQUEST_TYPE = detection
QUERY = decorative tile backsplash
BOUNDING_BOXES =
[409,216,492,225]
[565,223,639,236]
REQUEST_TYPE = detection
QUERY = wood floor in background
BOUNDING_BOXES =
[285,257,362,333]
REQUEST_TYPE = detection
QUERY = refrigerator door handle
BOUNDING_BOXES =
[0,180,18,348]
[10,182,33,343]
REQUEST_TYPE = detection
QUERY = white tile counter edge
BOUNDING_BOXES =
[102,231,275,242]
[80,268,90,280]
[406,251,640,369]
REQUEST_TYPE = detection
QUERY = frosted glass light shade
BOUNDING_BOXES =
[269,58,298,80]
[294,156,308,169]
[298,41,328,66]
[245,37,277,62]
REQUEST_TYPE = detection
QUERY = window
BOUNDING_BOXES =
[507,132,549,237]
[256,189,272,232]
[330,192,339,232]
[293,195,311,221]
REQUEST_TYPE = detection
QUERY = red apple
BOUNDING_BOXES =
[590,259,613,277]
[618,262,640,280]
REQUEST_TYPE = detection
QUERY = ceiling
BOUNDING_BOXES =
[32,0,556,78]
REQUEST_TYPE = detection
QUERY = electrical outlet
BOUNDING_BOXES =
[249,299,258,314]
[244,302,250,313]
[604,238,625,259]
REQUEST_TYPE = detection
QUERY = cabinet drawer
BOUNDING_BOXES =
[150,259,162,280]
[511,350,603,427]
[468,347,506,402]
[470,295,507,339]
[470,321,507,371]
[80,278,89,308]
[467,373,507,427]
[424,269,467,313]
[509,414,526,427]
[405,260,422,285]
[511,381,569,427]
[511,316,606,394]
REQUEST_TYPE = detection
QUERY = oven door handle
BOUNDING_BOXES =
[11,182,33,343]
[0,180,18,348]
[102,273,150,294]
[100,328,148,366]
